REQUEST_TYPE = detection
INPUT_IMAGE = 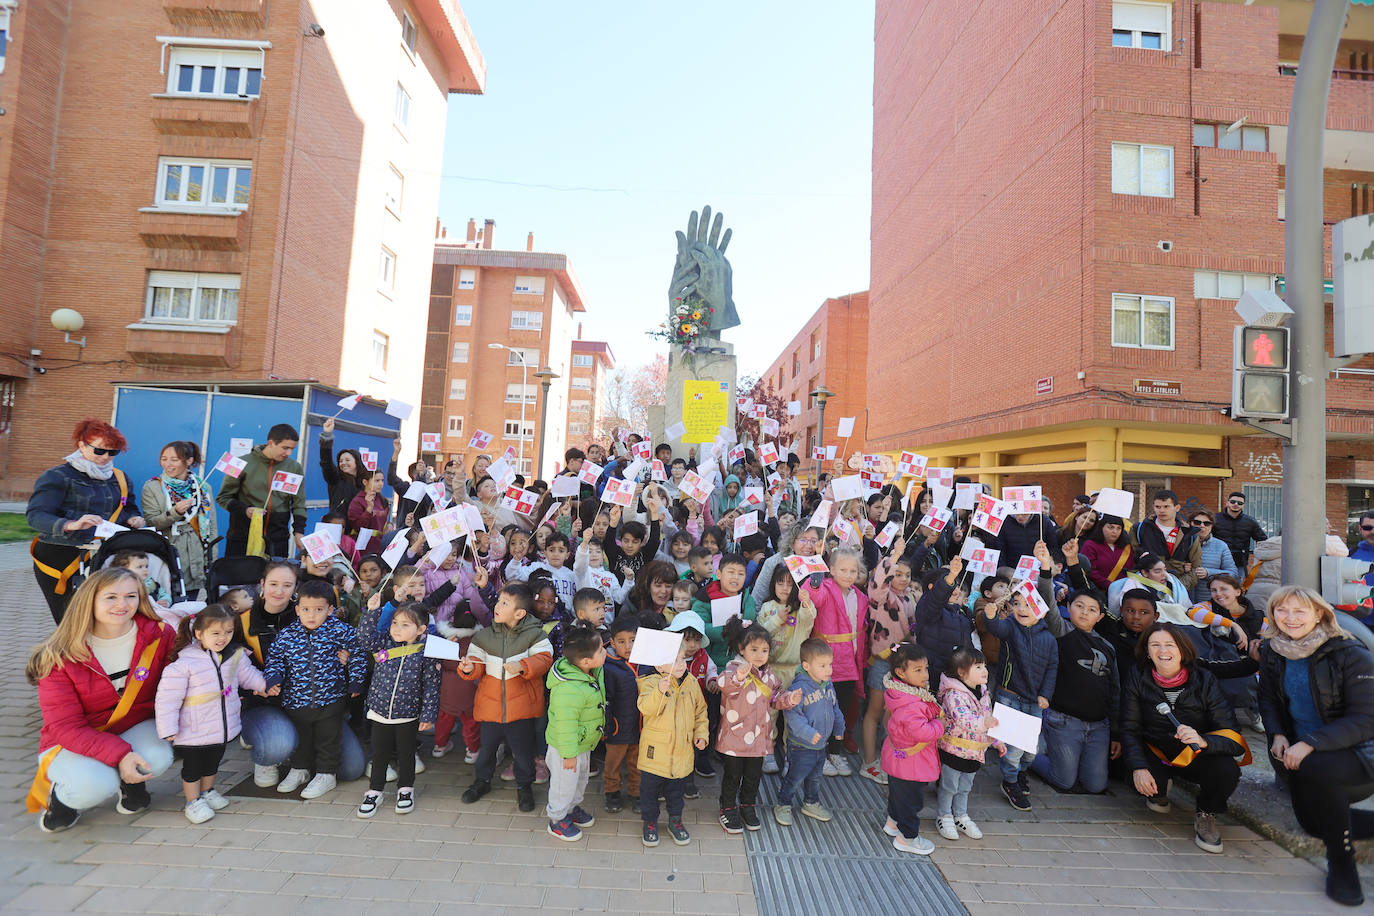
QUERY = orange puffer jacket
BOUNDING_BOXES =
[458,613,553,723]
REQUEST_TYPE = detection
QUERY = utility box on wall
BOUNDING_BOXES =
[1332,214,1374,358]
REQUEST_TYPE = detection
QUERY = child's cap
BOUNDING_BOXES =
[665,610,709,647]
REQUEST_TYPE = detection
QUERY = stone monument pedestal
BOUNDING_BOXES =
[653,342,737,454]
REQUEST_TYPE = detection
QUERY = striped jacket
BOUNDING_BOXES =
[262,617,365,710]
[458,613,553,722]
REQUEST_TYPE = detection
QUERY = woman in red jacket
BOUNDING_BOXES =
[25,567,176,832]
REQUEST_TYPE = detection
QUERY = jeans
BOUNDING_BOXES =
[474,719,536,787]
[545,747,590,821]
[46,720,173,811]
[1032,709,1110,793]
[240,705,365,780]
[995,691,1041,783]
[937,765,977,818]
[369,720,419,791]
[639,770,687,824]
[719,754,763,810]
[778,745,826,806]
[887,775,926,840]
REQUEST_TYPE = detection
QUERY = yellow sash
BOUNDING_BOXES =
[942,734,993,752]
[821,632,854,643]
[182,653,241,707]
[1148,729,1253,769]
[374,642,424,664]
[1108,545,1133,582]
[27,637,162,813]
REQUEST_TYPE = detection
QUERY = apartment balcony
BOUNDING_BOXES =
[138,209,246,251]
[162,0,266,30]
[151,96,262,138]
[124,322,234,368]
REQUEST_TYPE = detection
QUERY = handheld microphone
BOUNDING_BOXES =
[1155,702,1203,751]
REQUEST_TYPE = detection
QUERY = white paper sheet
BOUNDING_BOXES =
[836,417,855,438]
[422,633,465,661]
[710,594,743,627]
[628,628,685,667]
[381,530,410,568]
[551,475,581,498]
[229,437,253,458]
[665,421,687,439]
[93,520,129,539]
[830,475,863,502]
[1091,487,1135,520]
[385,399,413,420]
[988,702,1042,754]
[954,483,980,511]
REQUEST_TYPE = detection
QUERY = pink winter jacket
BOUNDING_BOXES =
[715,658,799,757]
[802,577,869,684]
[880,675,943,783]
[936,673,1004,764]
[154,642,267,747]
[866,557,915,660]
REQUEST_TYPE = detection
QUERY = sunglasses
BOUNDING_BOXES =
[86,445,121,457]
[1362,525,1374,532]
[1194,520,1213,527]
[1228,499,1245,505]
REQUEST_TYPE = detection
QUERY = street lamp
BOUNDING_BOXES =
[488,342,529,470]
[810,386,835,486]
[533,366,560,479]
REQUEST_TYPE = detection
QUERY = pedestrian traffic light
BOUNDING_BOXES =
[1231,325,1289,419]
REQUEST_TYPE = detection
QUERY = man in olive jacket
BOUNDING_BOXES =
[216,423,306,558]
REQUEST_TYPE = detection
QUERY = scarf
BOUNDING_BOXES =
[1151,667,1189,689]
[1269,623,1342,661]
[882,673,938,705]
[65,450,113,481]
[162,473,213,524]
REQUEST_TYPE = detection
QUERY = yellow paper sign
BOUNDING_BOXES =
[681,380,730,444]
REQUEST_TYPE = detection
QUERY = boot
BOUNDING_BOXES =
[1326,831,1365,907]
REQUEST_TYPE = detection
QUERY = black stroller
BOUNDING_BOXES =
[205,554,269,601]
[85,528,187,605]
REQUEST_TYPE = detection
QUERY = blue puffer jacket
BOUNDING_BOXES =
[911,576,973,679]
[985,614,1058,702]
[603,651,641,745]
[27,464,142,546]
[263,616,365,710]
[358,605,441,723]
[782,670,845,749]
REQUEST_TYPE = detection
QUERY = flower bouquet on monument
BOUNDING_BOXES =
[649,294,714,350]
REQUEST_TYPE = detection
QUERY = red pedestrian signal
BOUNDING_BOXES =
[1241,326,1289,370]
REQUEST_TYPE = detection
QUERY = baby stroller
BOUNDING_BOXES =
[205,554,269,601]
[85,528,187,605]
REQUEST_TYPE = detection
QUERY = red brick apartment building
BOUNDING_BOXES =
[869,0,1374,536]
[422,222,588,480]
[0,0,483,496]
[568,338,614,446]
[756,292,868,484]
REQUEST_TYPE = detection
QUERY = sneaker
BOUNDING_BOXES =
[184,797,215,825]
[300,773,336,799]
[517,785,535,812]
[684,784,701,800]
[882,817,899,837]
[740,805,761,831]
[461,780,491,804]
[588,759,602,778]
[395,788,415,814]
[605,791,623,814]
[200,788,230,811]
[762,754,779,775]
[1016,771,1031,795]
[828,754,852,777]
[240,735,253,750]
[668,819,691,845]
[1250,712,1265,733]
[570,805,595,828]
[1193,811,1223,854]
[414,754,426,775]
[642,821,660,847]
[365,762,399,783]
[719,807,744,834]
[116,781,151,814]
[253,764,280,788]
[774,804,794,827]
[356,791,382,819]
[276,768,309,794]
[893,834,936,856]
[801,802,832,822]
[695,759,716,779]
[860,762,888,785]
[822,757,839,777]
[547,816,582,841]
[39,792,80,833]
[936,816,959,841]
[954,816,983,840]
[464,749,479,765]
[1145,792,1172,814]
[500,761,516,782]
[534,759,550,785]
[1001,781,1031,812]
[431,741,455,758]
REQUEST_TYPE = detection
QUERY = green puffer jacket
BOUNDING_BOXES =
[545,657,607,758]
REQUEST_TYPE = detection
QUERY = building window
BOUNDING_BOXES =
[572,354,593,368]
[810,330,821,361]
[570,399,591,415]
[507,347,539,367]
[569,422,589,437]
[394,83,411,131]
[454,305,472,326]
[504,420,535,440]
[371,331,389,379]
[1353,184,1374,219]
[1193,123,1267,152]
[513,275,546,295]
[1193,271,1274,299]
[0,8,11,74]
[145,271,240,324]
[401,11,418,53]
[777,368,784,390]
[447,415,464,435]
[449,378,467,400]
[510,310,543,330]
[505,383,537,403]
[0,377,13,433]
[458,269,475,290]
[378,247,396,294]
[571,377,591,390]
[1111,1,1170,50]
[384,165,403,214]
[1111,293,1174,349]
[155,158,252,210]
[451,341,469,363]
[792,350,800,378]
[166,47,264,98]
[807,377,819,406]
[1111,142,1173,197]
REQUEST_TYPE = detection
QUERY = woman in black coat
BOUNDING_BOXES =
[1122,622,1247,856]
[318,417,365,517]
[1258,585,1374,907]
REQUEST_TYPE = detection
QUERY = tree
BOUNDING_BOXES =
[597,354,668,443]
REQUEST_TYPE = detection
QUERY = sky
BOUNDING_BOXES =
[437,1,875,380]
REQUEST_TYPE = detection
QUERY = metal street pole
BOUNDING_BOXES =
[517,352,528,471]
[534,366,559,479]
[1282,0,1347,589]
[811,386,834,487]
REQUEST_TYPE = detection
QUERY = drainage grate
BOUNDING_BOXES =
[744,756,968,916]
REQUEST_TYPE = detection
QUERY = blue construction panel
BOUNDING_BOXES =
[111,387,210,505]
[205,393,307,538]
[301,391,404,523]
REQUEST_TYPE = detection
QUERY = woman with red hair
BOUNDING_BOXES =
[27,419,145,624]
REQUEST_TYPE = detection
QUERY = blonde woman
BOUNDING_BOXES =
[1258,585,1374,907]
[25,568,176,833]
